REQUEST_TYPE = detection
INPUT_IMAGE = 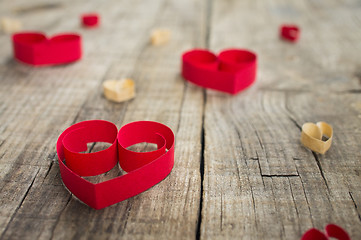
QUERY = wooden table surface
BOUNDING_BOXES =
[0,0,360,239]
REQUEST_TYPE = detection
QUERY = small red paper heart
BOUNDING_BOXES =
[301,224,350,240]
[57,120,175,210]
[325,224,350,240]
[280,24,300,42]
[12,32,82,66]
[82,13,99,27]
[182,48,257,94]
[301,228,328,240]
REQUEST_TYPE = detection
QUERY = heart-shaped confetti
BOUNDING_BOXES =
[150,28,171,45]
[81,13,99,27]
[301,121,333,154]
[280,24,300,42]
[12,32,81,66]
[182,48,257,94]
[57,120,175,210]
[301,224,350,240]
[103,79,135,103]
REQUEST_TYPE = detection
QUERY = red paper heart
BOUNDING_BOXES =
[181,48,257,94]
[56,120,175,210]
[301,224,350,240]
[82,13,99,27]
[12,32,82,66]
[280,24,300,42]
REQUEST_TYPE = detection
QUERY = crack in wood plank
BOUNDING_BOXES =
[48,195,72,240]
[254,130,265,150]
[299,175,314,227]
[0,168,40,239]
[349,192,361,222]
[256,157,266,188]
[262,174,299,178]
[288,177,301,234]
[311,152,330,192]
[196,90,206,240]
[43,161,54,180]
[196,0,213,237]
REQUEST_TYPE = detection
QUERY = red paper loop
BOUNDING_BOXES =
[183,49,218,70]
[12,32,82,66]
[182,48,257,94]
[56,120,175,209]
[62,120,118,176]
[82,13,99,27]
[280,24,300,42]
[325,224,350,240]
[118,126,167,172]
[218,49,256,72]
[301,224,350,240]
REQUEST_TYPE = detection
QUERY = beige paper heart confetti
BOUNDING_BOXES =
[301,121,333,154]
[103,78,135,103]
[150,29,171,46]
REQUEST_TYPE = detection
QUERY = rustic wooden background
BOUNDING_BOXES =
[0,0,360,239]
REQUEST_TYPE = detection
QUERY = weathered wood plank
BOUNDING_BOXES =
[0,0,206,239]
[201,0,361,239]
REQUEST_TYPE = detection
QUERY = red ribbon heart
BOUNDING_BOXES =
[181,48,257,94]
[301,224,350,240]
[56,120,175,210]
[82,13,100,27]
[12,32,82,66]
[280,24,300,42]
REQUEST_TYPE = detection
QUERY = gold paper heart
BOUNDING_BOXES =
[150,29,171,46]
[301,122,333,154]
[103,79,135,103]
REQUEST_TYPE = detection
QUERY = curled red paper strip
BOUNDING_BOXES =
[181,48,257,94]
[57,120,175,210]
[301,224,350,240]
[280,24,300,42]
[12,32,82,66]
[82,13,99,27]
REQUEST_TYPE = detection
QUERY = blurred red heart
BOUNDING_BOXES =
[182,48,257,94]
[12,32,82,66]
[301,224,350,240]
[280,24,300,42]
[82,13,99,27]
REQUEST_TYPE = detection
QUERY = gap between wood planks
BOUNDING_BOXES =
[196,0,213,239]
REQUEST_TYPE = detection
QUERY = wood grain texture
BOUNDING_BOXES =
[200,0,361,239]
[0,0,360,239]
[0,0,206,239]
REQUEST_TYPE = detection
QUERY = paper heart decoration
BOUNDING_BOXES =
[301,121,333,154]
[150,28,171,46]
[82,13,99,27]
[103,79,135,103]
[181,48,257,94]
[12,32,82,66]
[301,224,350,240]
[56,120,175,210]
[280,24,300,42]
